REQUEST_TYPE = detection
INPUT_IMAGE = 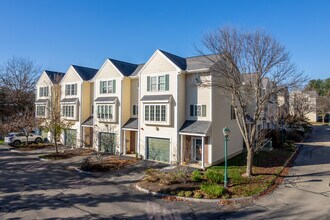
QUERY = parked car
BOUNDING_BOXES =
[4,132,43,147]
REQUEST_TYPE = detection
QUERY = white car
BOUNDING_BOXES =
[4,132,43,147]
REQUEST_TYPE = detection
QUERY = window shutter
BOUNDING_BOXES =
[65,85,69,95]
[165,74,169,91]
[100,81,103,94]
[202,105,206,117]
[133,105,136,115]
[113,80,116,93]
[46,87,49,96]
[190,105,194,116]
[74,84,77,95]
[147,76,150,91]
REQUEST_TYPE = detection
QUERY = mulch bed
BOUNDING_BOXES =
[15,144,57,151]
[80,155,138,172]
[39,148,95,160]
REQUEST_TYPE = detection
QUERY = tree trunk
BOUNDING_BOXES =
[322,114,325,124]
[26,136,29,147]
[244,147,253,177]
[55,141,58,154]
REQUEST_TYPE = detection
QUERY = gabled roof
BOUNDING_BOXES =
[131,64,144,77]
[108,59,139,77]
[185,54,218,71]
[159,49,187,70]
[72,65,98,81]
[44,70,65,84]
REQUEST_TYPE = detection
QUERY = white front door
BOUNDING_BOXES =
[192,138,202,162]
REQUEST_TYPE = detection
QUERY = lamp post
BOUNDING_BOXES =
[222,127,231,188]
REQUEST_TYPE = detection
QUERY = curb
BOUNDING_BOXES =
[134,184,253,203]
[38,157,51,162]
[74,167,92,175]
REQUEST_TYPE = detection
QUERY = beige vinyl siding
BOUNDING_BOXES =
[185,73,211,121]
[142,52,177,74]
[121,77,131,125]
[130,78,139,118]
[211,89,243,165]
[139,50,180,163]
[36,72,52,100]
[81,81,92,122]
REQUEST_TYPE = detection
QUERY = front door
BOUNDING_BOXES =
[129,131,136,154]
[192,138,202,162]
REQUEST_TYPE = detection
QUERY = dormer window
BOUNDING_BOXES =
[39,87,49,97]
[65,84,77,96]
[100,80,116,94]
[147,74,169,92]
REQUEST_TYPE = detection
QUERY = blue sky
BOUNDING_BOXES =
[0,0,329,79]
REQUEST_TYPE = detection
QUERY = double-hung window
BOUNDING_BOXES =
[133,105,138,116]
[97,104,113,120]
[39,87,48,97]
[144,104,167,122]
[62,105,75,118]
[100,80,116,94]
[190,104,207,117]
[65,84,77,96]
[36,105,46,117]
[147,74,169,92]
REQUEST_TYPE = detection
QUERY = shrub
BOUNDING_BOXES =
[200,182,224,198]
[194,191,203,199]
[144,169,161,182]
[264,129,281,148]
[191,170,203,182]
[159,173,178,185]
[175,166,190,183]
[284,142,296,152]
[177,191,185,197]
[286,131,303,142]
[184,191,193,197]
[205,169,223,183]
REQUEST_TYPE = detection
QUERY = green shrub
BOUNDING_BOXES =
[144,169,161,182]
[177,191,185,197]
[184,191,193,197]
[200,182,224,198]
[194,191,203,199]
[175,166,190,183]
[205,169,223,183]
[191,170,203,182]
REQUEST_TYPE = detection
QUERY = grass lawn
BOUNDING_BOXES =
[138,146,296,199]
[0,139,4,145]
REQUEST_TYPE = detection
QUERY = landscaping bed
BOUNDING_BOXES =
[14,143,58,151]
[80,155,138,172]
[39,148,95,160]
[137,145,297,200]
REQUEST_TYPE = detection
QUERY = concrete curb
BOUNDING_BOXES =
[134,184,253,203]
[74,167,92,175]
[38,157,51,162]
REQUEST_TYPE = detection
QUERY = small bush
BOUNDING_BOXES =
[159,173,178,185]
[184,191,193,197]
[144,169,161,182]
[177,191,185,197]
[286,131,303,142]
[175,166,190,183]
[191,170,203,182]
[284,142,296,152]
[205,169,223,184]
[200,182,224,198]
[194,191,203,199]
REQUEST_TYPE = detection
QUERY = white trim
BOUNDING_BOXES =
[122,128,138,131]
[60,65,83,84]
[179,132,207,137]
[185,68,210,74]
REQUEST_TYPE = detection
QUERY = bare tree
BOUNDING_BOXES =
[289,91,316,120]
[317,96,330,123]
[0,56,40,114]
[199,27,306,177]
[37,75,73,153]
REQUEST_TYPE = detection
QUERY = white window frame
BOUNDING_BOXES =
[133,105,138,116]
[100,80,115,94]
[61,105,76,119]
[39,86,48,97]
[150,76,157,91]
[65,84,77,96]
[144,104,169,125]
[190,104,207,117]
[36,105,46,117]
[96,104,116,122]
[148,75,168,92]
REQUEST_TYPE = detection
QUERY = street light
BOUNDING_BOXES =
[222,127,231,188]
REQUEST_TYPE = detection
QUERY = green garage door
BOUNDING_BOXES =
[99,132,116,154]
[65,129,77,147]
[147,137,170,163]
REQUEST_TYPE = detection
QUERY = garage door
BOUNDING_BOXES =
[147,137,170,163]
[99,132,116,154]
[65,129,77,147]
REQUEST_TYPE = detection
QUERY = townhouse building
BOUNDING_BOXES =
[59,65,98,147]
[35,70,65,141]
